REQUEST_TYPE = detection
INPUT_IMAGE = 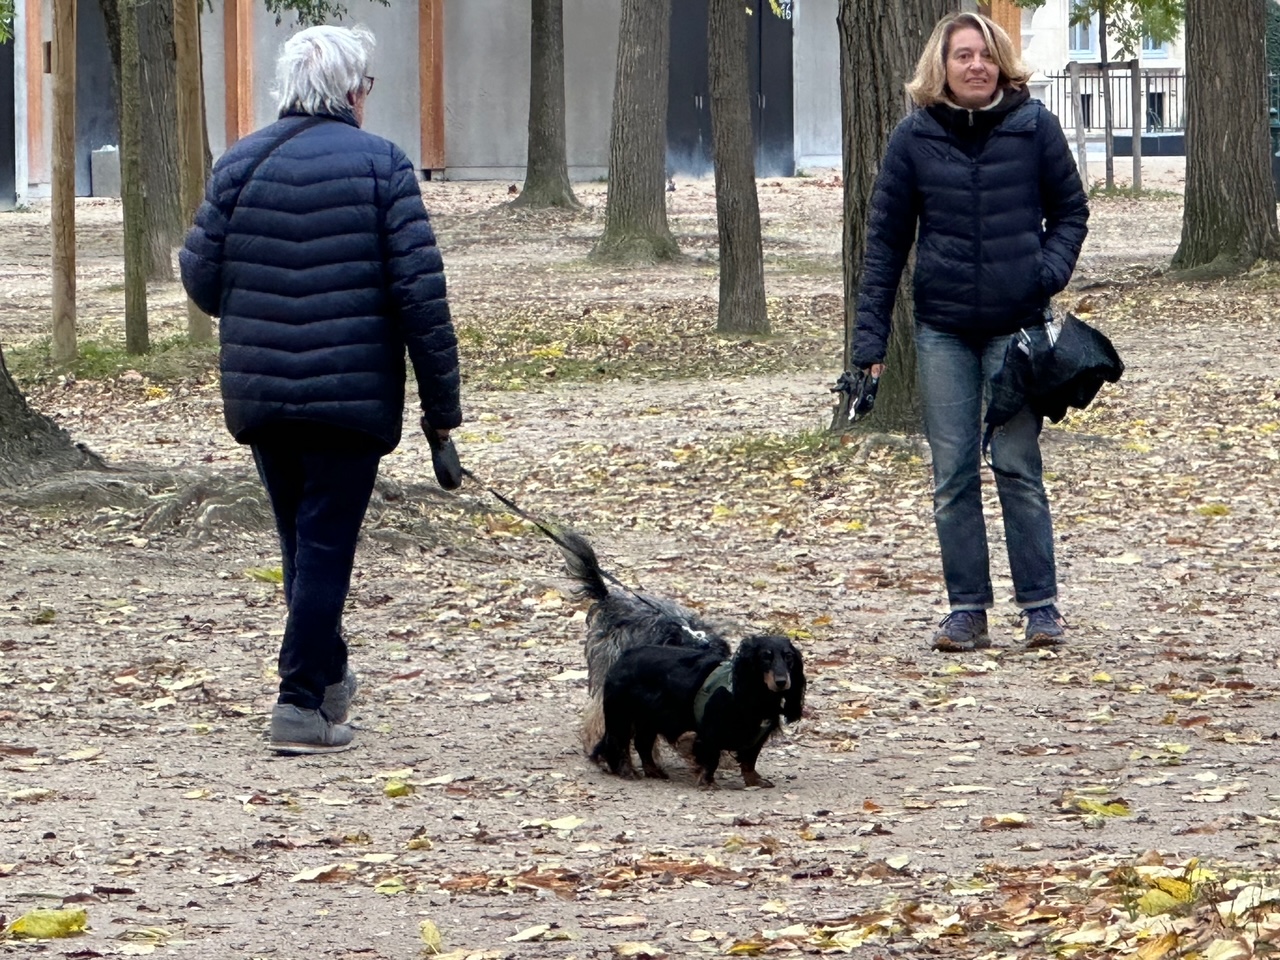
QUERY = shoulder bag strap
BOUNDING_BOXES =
[225,115,326,221]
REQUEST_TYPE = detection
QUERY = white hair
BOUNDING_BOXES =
[275,25,375,116]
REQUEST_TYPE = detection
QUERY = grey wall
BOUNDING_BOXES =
[202,1,424,170]
[191,0,847,183]
[252,5,424,169]
[75,0,117,196]
[443,0,619,180]
[200,1,227,160]
[793,0,841,171]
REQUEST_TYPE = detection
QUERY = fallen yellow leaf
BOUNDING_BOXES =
[6,907,88,939]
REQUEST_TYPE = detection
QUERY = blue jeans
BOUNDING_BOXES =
[252,443,381,709]
[914,322,1057,611]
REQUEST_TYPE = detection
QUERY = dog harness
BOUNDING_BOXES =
[693,662,774,752]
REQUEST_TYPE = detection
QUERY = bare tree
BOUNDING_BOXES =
[98,0,183,283]
[708,0,767,334]
[1171,0,1280,277]
[833,0,952,432]
[51,0,77,366]
[174,0,212,341]
[594,0,678,261]
[512,0,580,209]
[120,0,149,355]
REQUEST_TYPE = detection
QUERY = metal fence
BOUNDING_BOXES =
[1039,66,1185,133]
[1041,69,1280,134]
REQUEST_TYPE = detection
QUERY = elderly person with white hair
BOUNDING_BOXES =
[181,25,462,755]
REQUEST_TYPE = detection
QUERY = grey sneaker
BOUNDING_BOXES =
[1024,605,1066,648]
[931,610,991,652]
[269,704,355,755]
[321,667,358,724]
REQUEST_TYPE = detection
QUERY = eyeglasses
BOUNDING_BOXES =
[361,75,375,96]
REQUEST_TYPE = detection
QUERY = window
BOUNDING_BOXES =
[1141,33,1169,59]
[1068,12,1098,59]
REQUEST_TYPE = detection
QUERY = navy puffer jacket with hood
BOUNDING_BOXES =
[851,89,1088,369]
[180,109,461,453]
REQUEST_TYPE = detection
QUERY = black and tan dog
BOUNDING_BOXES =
[590,634,804,788]
[561,530,731,747]
[558,531,804,788]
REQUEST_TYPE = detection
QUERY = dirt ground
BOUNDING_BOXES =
[2,162,1279,959]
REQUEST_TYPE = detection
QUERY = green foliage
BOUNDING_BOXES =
[5,336,218,386]
[1013,0,1185,60]
[260,0,388,28]
[0,0,12,41]
[1088,183,1181,200]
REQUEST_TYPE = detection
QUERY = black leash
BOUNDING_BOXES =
[432,429,711,639]
[456,465,642,599]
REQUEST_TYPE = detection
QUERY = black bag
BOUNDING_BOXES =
[984,310,1124,458]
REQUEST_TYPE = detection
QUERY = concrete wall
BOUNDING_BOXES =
[792,0,840,171]
[75,0,117,196]
[442,0,619,180]
[200,4,227,160]
[202,2,424,170]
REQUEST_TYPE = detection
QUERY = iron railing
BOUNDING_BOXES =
[1039,66,1185,133]
[1041,70,1280,134]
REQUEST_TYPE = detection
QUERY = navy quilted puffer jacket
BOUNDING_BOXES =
[851,92,1088,369]
[180,110,461,453]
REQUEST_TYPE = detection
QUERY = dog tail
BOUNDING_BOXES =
[559,529,611,603]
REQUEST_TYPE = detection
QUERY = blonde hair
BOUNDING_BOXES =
[905,12,1031,107]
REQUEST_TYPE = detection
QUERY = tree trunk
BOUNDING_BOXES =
[708,0,767,334]
[121,0,150,354]
[593,0,678,261]
[512,0,580,209]
[0,346,105,489]
[140,0,182,281]
[174,0,212,341]
[51,0,77,367]
[98,0,183,283]
[1099,5,1114,190]
[1171,0,1280,277]
[834,0,951,433]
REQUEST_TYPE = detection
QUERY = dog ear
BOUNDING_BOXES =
[782,642,806,723]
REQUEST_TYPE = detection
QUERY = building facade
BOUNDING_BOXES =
[3,0,1190,205]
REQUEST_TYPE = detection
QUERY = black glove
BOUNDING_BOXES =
[422,418,464,490]
[831,369,880,423]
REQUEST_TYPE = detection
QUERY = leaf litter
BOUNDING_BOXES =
[1,173,1278,957]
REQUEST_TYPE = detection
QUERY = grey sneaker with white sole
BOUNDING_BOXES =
[270,704,355,755]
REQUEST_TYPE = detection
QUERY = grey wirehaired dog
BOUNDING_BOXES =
[557,531,730,749]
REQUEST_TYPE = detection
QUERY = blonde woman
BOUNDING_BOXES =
[849,12,1088,651]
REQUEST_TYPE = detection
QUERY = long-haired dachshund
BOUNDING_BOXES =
[589,634,805,788]
[559,531,732,747]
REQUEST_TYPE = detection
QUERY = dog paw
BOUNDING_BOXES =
[642,765,669,780]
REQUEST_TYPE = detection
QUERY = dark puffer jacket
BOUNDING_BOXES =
[180,110,461,453]
[851,92,1088,369]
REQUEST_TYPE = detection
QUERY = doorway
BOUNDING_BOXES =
[666,0,795,178]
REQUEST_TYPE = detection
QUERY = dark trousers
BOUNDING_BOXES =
[915,322,1057,610]
[251,443,381,709]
